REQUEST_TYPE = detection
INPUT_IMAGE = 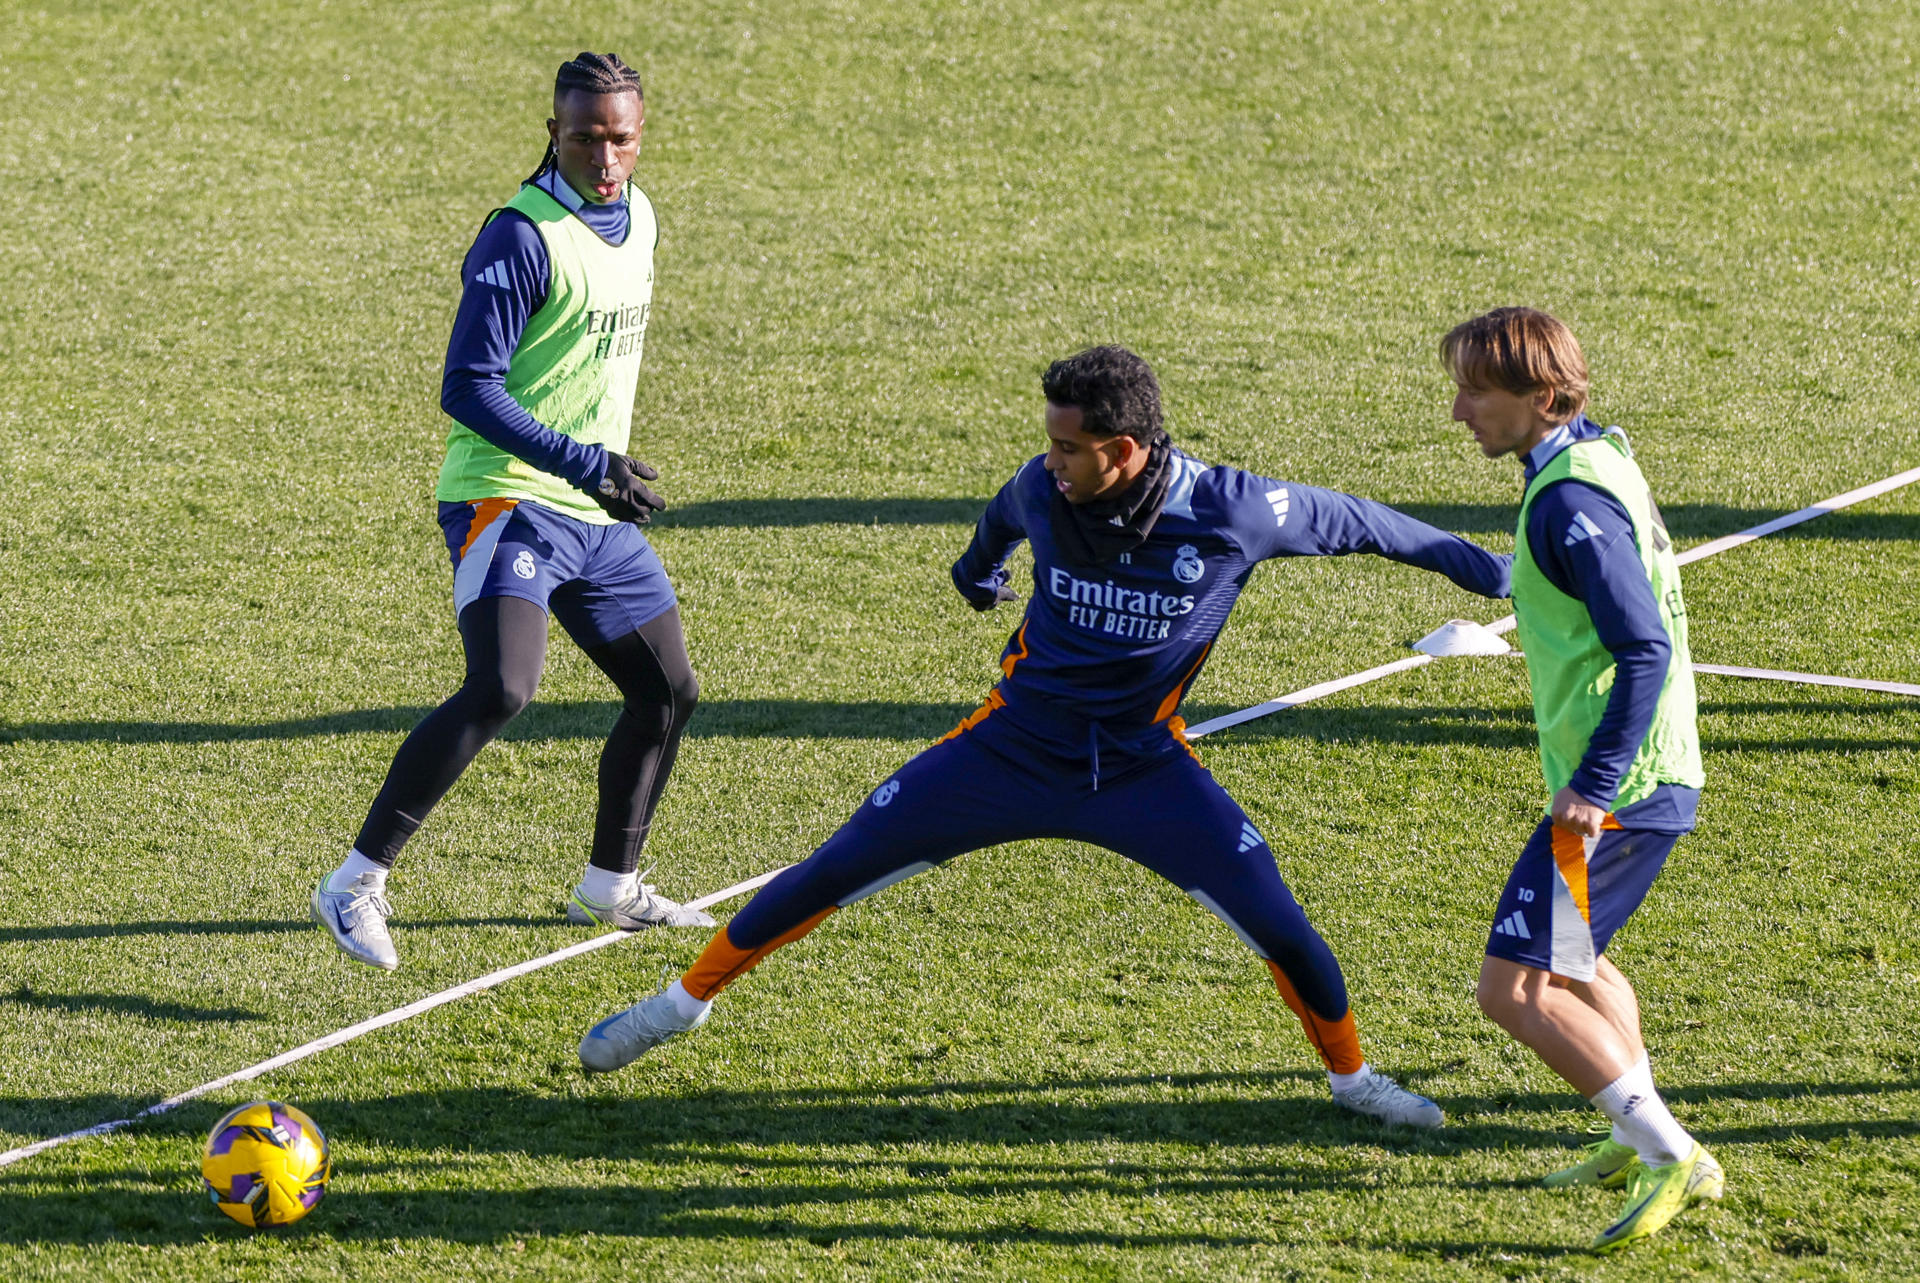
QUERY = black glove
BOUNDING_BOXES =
[968,584,1019,612]
[591,452,667,524]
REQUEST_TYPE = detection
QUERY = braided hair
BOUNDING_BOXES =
[524,52,645,185]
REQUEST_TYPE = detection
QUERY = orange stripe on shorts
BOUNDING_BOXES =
[457,498,518,560]
[1549,826,1594,924]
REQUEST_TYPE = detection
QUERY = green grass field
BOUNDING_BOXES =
[2,0,1917,1277]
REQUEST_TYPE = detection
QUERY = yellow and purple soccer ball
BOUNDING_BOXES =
[199,1101,331,1228]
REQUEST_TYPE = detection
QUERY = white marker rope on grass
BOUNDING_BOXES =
[1671,465,1920,567]
[1692,664,1920,697]
[1184,656,1436,739]
[6,465,1916,1170]
[0,867,791,1170]
[1189,464,1920,739]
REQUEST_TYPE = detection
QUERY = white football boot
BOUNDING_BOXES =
[1331,1069,1445,1128]
[566,878,715,930]
[578,988,708,1073]
[311,873,399,971]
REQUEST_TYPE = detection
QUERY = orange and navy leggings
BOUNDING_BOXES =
[680,716,1367,1073]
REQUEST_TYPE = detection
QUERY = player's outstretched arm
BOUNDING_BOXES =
[949,461,1034,610]
[1233,474,1512,598]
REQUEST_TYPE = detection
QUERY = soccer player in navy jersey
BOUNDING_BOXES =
[1450,309,1717,1250]
[577,346,1511,1126]
[312,53,712,974]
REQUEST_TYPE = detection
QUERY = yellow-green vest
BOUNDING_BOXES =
[436,180,657,523]
[1512,432,1705,811]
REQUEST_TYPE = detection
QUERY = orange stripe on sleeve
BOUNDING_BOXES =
[682,908,836,1002]
[1267,961,1365,1075]
[457,497,518,560]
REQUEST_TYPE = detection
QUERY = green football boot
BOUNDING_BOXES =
[1542,1136,1641,1189]
[1591,1143,1724,1253]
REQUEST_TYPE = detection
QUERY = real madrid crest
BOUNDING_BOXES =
[1172,544,1205,583]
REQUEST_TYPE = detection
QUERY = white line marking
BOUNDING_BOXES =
[1189,464,1918,739]
[7,465,1917,1168]
[1673,465,1920,566]
[1692,664,1920,697]
[0,866,791,1170]
[1186,656,1434,738]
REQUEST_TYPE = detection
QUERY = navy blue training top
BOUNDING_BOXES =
[438,169,644,492]
[952,450,1512,739]
[1522,416,1699,831]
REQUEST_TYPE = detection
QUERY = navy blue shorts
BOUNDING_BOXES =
[723,706,1353,1021]
[1485,817,1682,982]
[438,499,676,646]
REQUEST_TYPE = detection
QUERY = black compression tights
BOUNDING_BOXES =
[353,596,699,873]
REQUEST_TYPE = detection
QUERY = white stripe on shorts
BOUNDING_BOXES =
[452,503,516,614]
[1548,830,1599,982]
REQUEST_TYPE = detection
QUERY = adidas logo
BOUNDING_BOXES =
[1237,820,1264,853]
[474,259,511,289]
[1494,910,1532,940]
[1563,510,1605,546]
[1264,486,1290,528]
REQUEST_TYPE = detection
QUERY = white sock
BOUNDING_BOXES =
[666,978,711,1025]
[1328,1063,1372,1093]
[1590,1054,1692,1165]
[578,865,637,904]
[327,849,389,893]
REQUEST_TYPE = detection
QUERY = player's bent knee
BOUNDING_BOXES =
[1474,973,1506,1021]
[466,674,539,726]
[671,670,700,721]
[1476,957,1531,1025]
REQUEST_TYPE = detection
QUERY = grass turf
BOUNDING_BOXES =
[1,0,1917,1277]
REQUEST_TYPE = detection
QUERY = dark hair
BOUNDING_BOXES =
[1041,346,1165,442]
[523,52,645,185]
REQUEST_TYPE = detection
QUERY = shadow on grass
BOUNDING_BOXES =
[654,497,989,528]
[2,1073,1914,1247]
[0,1184,1307,1252]
[0,699,979,746]
[1190,697,1919,754]
[1186,701,1539,751]
[0,987,266,1024]
[650,498,1920,544]
[9,692,1911,751]
[0,1075,1496,1251]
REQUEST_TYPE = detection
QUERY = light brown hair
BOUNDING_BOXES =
[1440,307,1589,422]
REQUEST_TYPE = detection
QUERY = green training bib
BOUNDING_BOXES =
[436,180,658,522]
[1511,432,1704,811]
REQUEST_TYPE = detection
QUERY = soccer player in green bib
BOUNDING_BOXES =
[313,53,713,973]
[1446,309,1721,1252]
